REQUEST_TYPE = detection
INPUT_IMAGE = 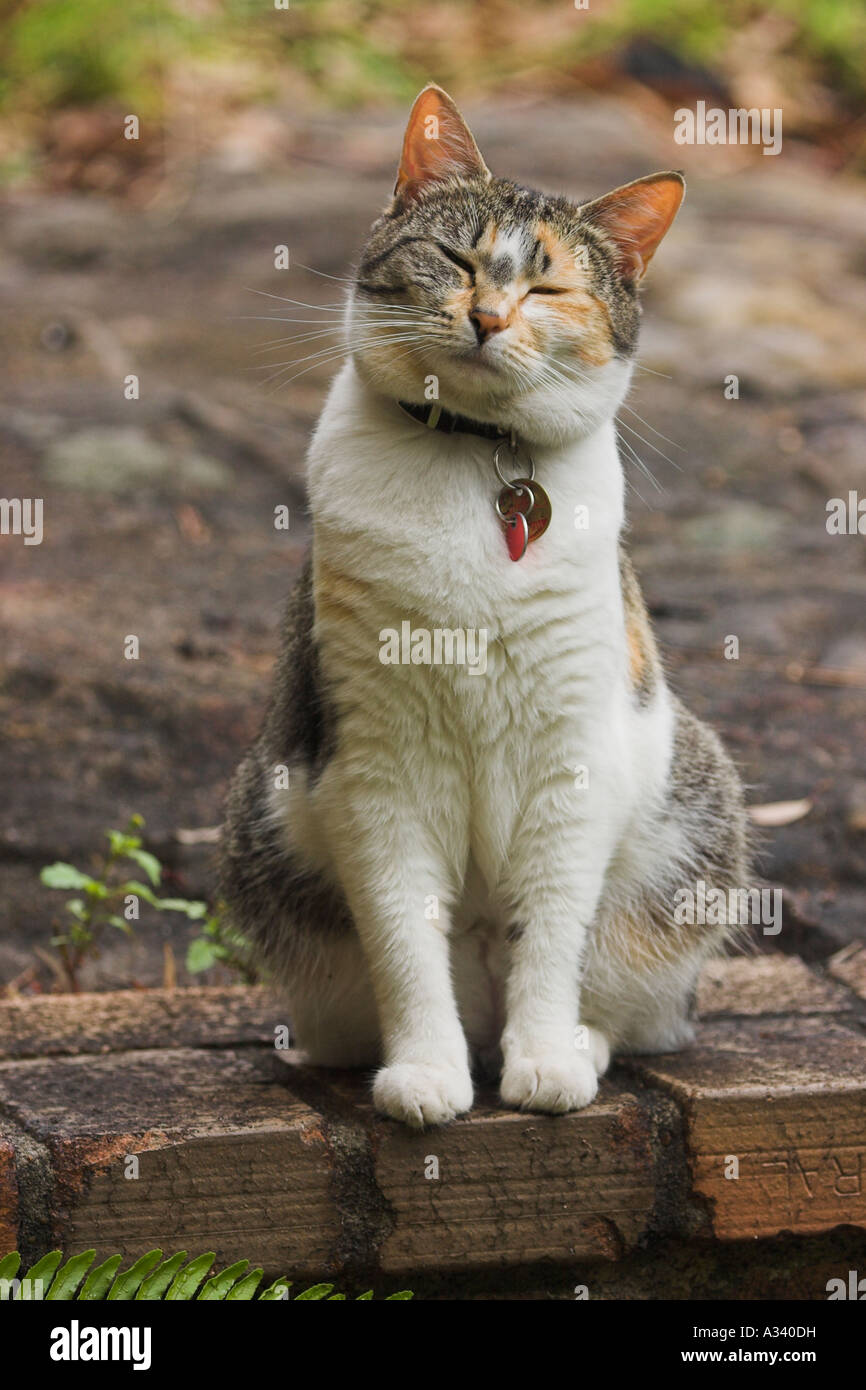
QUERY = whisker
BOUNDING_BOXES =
[236,315,347,325]
[245,287,346,312]
[257,333,429,389]
[244,287,439,320]
[254,332,425,376]
[615,426,663,495]
[293,262,356,284]
[252,329,345,353]
[619,402,684,452]
[250,321,435,354]
[617,417,681,472]
[632,362,672,380]
[237,310,434,326]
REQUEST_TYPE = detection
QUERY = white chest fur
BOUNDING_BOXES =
[303,364,669,893]
[309,364,625,636]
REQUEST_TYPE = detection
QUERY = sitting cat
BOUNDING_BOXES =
[222,85,748,1127]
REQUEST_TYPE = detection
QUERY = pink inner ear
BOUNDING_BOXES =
[589,176,685,279]
[395,86,488,201]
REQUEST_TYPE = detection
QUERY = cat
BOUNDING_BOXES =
[221,85,749,1128]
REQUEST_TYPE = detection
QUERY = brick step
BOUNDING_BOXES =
[1,951,864,1294]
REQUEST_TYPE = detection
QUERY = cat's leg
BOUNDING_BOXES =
[498,801,610,1114]
[324,795,472,1128]
[221,734,382,1069]
[451,914,611,1084]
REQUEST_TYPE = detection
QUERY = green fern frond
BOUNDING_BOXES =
[106,1249,163,1301]
[45,1249,96,1301]
[136,1251,188,1301]
[78,1254,122,1300]
[0,1249,413,1301]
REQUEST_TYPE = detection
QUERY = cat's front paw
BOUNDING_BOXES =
[373,1062,473,1129]
[500,1053,598,1115]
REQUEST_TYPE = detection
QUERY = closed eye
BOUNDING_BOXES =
[436,244,476,279]
[526,286,568,296]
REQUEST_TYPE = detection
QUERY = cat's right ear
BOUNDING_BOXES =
[392,85,490,208]
[579,173,685,283]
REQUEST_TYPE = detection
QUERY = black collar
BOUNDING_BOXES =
[398,399,511,442]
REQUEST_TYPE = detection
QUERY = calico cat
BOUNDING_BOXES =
[222,85,748,1127]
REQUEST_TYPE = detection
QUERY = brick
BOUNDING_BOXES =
[828,943,866,1001]
[300,1069,661,1273]
[0,1047,340,1276]
[696,954,849,1018]
[624,1016,866,1240]
[0,986,280,1061]
[376,1088,661,1272]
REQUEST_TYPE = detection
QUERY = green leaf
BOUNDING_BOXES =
[385,1290,414,1300]
[154,897,209,919]
[259,1278,293,1301]
[120,879,160,906]
[122,888,208,919]
[165,1252,215,1300]
[225,1268,264,1301]
[293,1282,332,1301]
[106,1250,163,1301]
[107,914,134,934]
[78,1254,122,1300]
[0,1252,21,1282]
[356,1290,374,1300]
[46,1250,96,1301]
[198,1260,250,1300]
[41,863,94,890]
[136,1251,188,1301]
[18,1250,63,1298]
[124,848,161,887]
[328,1293,347,1300]
[186,937,220,973]
[108,830,141,857]
[64,899,88,921]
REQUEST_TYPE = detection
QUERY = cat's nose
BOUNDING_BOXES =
[469,307,505,345]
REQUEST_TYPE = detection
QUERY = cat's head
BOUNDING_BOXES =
[349,85,684,446]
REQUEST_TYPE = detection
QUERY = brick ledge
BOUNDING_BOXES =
[0,952,864,1288]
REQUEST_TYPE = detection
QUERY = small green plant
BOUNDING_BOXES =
[0,1249,412,1301]
[184,901,258,983]
[39,815,245,990]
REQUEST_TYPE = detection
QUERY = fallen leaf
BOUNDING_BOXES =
[748,798,812,827]
[175,826,222,845]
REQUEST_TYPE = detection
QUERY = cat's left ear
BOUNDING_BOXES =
[393,85,490,206]
[580,172,685,282]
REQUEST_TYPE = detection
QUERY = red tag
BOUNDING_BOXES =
[498,479,551,561]
[505,510,529,561]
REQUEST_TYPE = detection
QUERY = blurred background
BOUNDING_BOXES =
[1,0,865,993]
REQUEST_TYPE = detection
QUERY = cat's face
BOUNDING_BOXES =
[349,86,684,446]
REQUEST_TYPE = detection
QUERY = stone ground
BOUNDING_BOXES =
[1,92,866,987]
